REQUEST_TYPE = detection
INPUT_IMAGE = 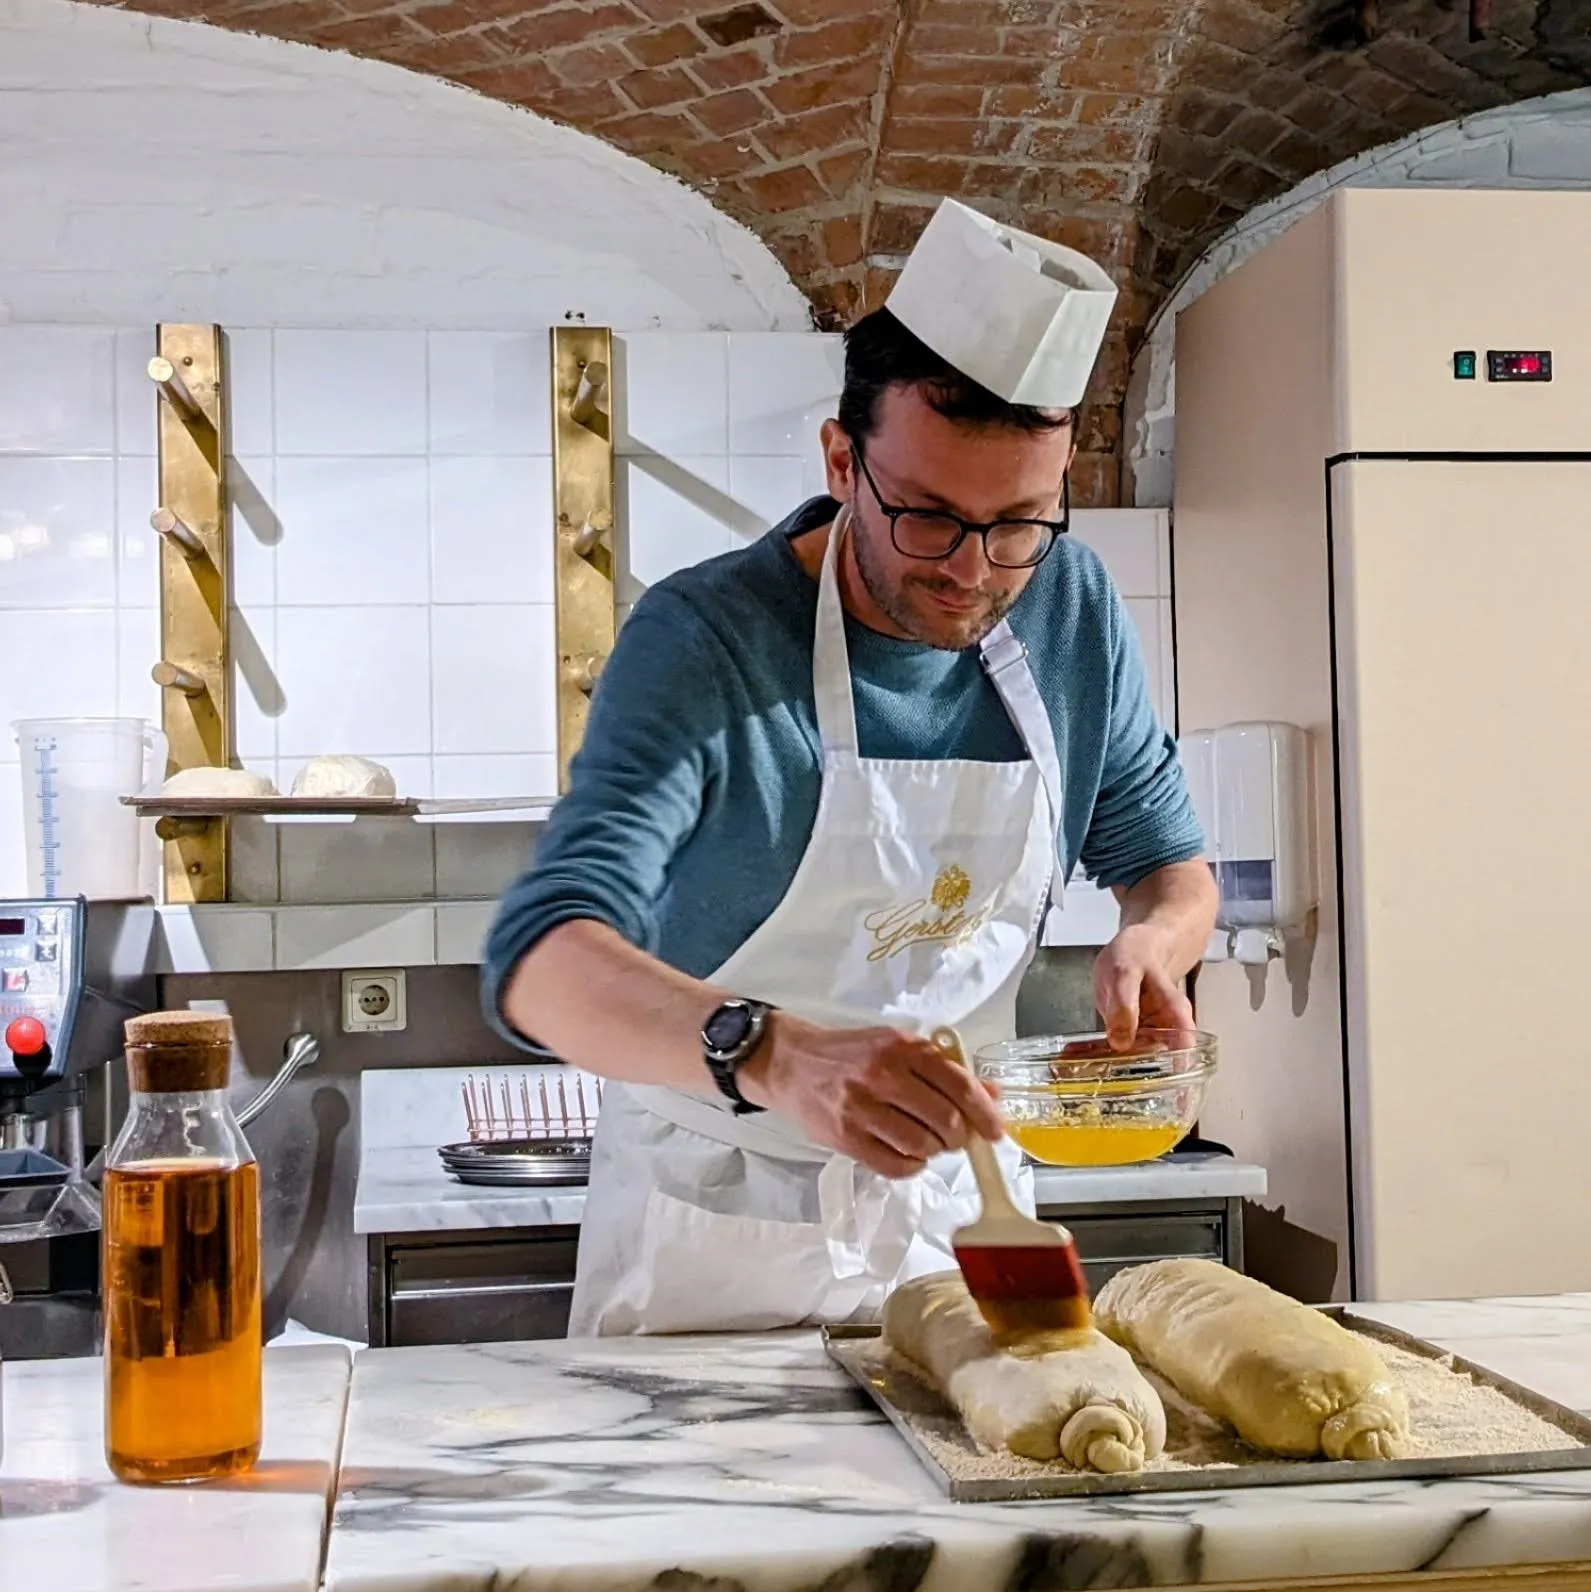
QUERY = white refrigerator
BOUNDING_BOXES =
[1173,187,1591,1303]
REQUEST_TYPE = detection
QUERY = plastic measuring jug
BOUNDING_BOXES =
[13,718,168,900]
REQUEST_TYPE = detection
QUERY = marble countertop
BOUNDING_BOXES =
[356,1065,1266,1236]
[354,1145,1266,1236]
[324,1294,1591,1592]
[1031,1151,1266,1206]
[0,1344,353,1592]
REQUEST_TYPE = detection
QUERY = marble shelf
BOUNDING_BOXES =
[354,1143,1266,1235]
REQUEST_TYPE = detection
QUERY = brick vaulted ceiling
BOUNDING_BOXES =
[89,0,1591,501]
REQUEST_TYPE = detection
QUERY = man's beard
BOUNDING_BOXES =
[852,520,1015,651]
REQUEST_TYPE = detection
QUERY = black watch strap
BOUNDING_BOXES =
[701,998,773,1115]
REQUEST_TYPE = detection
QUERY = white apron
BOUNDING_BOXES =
[568,511,1068,1336]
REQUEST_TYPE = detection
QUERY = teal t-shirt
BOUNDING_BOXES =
[483,497,1203,1044]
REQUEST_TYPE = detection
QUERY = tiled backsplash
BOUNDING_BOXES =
[0,322,1173,912]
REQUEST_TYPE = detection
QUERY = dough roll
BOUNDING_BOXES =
[1095,1259,1410,1461]
[882,1271,1166,1472]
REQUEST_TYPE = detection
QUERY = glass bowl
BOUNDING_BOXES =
[973,1029,1218,1167]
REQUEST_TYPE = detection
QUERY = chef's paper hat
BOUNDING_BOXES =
[886,198,1118,410]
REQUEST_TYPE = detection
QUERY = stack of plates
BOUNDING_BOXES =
[438,1137,592,1187]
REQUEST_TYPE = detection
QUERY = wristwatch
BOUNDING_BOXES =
[701,998,773,1115]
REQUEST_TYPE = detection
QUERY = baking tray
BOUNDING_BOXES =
[823,1309,1591,1501]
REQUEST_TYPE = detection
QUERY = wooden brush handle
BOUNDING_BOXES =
[929,1026,1021,1220]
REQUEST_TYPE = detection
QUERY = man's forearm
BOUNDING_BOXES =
[1113,859,1218,975]
[499,919,731,1093]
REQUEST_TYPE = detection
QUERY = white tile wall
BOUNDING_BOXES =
[231,817,280,903]
[229,457,279,608]
[0,775,24,898]
[614,330,839,604]
[432,754,556,802]
[232,606,281,763]
[434,822,537,900]
[428,332,551,457]
[726,333,845,455]
[273,903,435,970]
[273,331,428,456]
[435,901,496,966]
[0,324,1176,924]
[1072,507,1176,730]
[727,455,809,543]
[617,333,728,457]
[278,819,435,904]
[0,610,118,727]
[114,453,161,606]
[0,327,116,454]
[429,457,554,605]
[113,330,159,457]
[1072,507,1162,599]
[156,906,276,975]
[0,456,117,609]
[275,456,430,605]
[432,605,556,757]
[619,455,734,605]
[115,606,161,722]
[226,330,276,457]
[275,603,432,759]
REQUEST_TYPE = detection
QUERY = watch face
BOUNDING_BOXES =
[704,1002,752,1054]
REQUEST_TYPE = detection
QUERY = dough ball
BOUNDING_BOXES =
[160,766,278,798]
[290,756,398,799]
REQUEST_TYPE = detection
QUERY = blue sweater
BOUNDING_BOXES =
[483,498,1203,1042]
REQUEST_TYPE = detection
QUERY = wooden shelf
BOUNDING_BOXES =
[123,796,556,824]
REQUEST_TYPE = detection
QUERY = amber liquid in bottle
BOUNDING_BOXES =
[103,1158,263,1483]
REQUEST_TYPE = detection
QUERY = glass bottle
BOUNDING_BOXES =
[103,1011,262,1484]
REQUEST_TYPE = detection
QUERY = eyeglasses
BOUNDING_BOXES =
[852,446,1069,570]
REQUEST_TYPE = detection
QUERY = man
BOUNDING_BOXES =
[484,199,1217,1337]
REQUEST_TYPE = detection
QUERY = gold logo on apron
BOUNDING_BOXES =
[863,866,995,962]
[931,865,971,911]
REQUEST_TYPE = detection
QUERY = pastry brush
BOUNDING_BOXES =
[930,1024,1093,1340]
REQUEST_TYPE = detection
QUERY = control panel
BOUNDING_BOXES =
[0,904,77,1083]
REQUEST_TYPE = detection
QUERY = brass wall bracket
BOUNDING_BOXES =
[550,328,617,793]
[152,325,231,903]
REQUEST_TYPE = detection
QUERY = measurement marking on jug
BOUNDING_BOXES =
[37,737,60,900]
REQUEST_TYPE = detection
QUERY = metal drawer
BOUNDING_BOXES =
[1044,1210,1227,1294]
[382,1230,580,1347]
[388,1278,574,1345]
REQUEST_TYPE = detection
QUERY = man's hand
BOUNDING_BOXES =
[737,1014,1005,1179]
[1097,859,1218,1049]
[1094,922,1195,1049]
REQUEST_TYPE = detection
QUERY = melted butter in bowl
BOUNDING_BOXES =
[975,1029,1218,1167]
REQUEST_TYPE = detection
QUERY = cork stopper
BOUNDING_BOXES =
[124,1010,234,1092]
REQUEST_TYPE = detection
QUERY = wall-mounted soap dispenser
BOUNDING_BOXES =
[1181,721,1314,966]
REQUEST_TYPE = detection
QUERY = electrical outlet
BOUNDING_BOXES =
[342,969,407,1034]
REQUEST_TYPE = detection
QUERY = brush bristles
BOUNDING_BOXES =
[954,1239,1094,1339]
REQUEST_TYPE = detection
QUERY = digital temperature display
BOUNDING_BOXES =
[1487,350,1552,382]
[0,918,24,936]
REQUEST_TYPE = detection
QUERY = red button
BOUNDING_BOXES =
[5,1016,46,1056]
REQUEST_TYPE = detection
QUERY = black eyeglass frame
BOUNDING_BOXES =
[851,445,1071,570]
